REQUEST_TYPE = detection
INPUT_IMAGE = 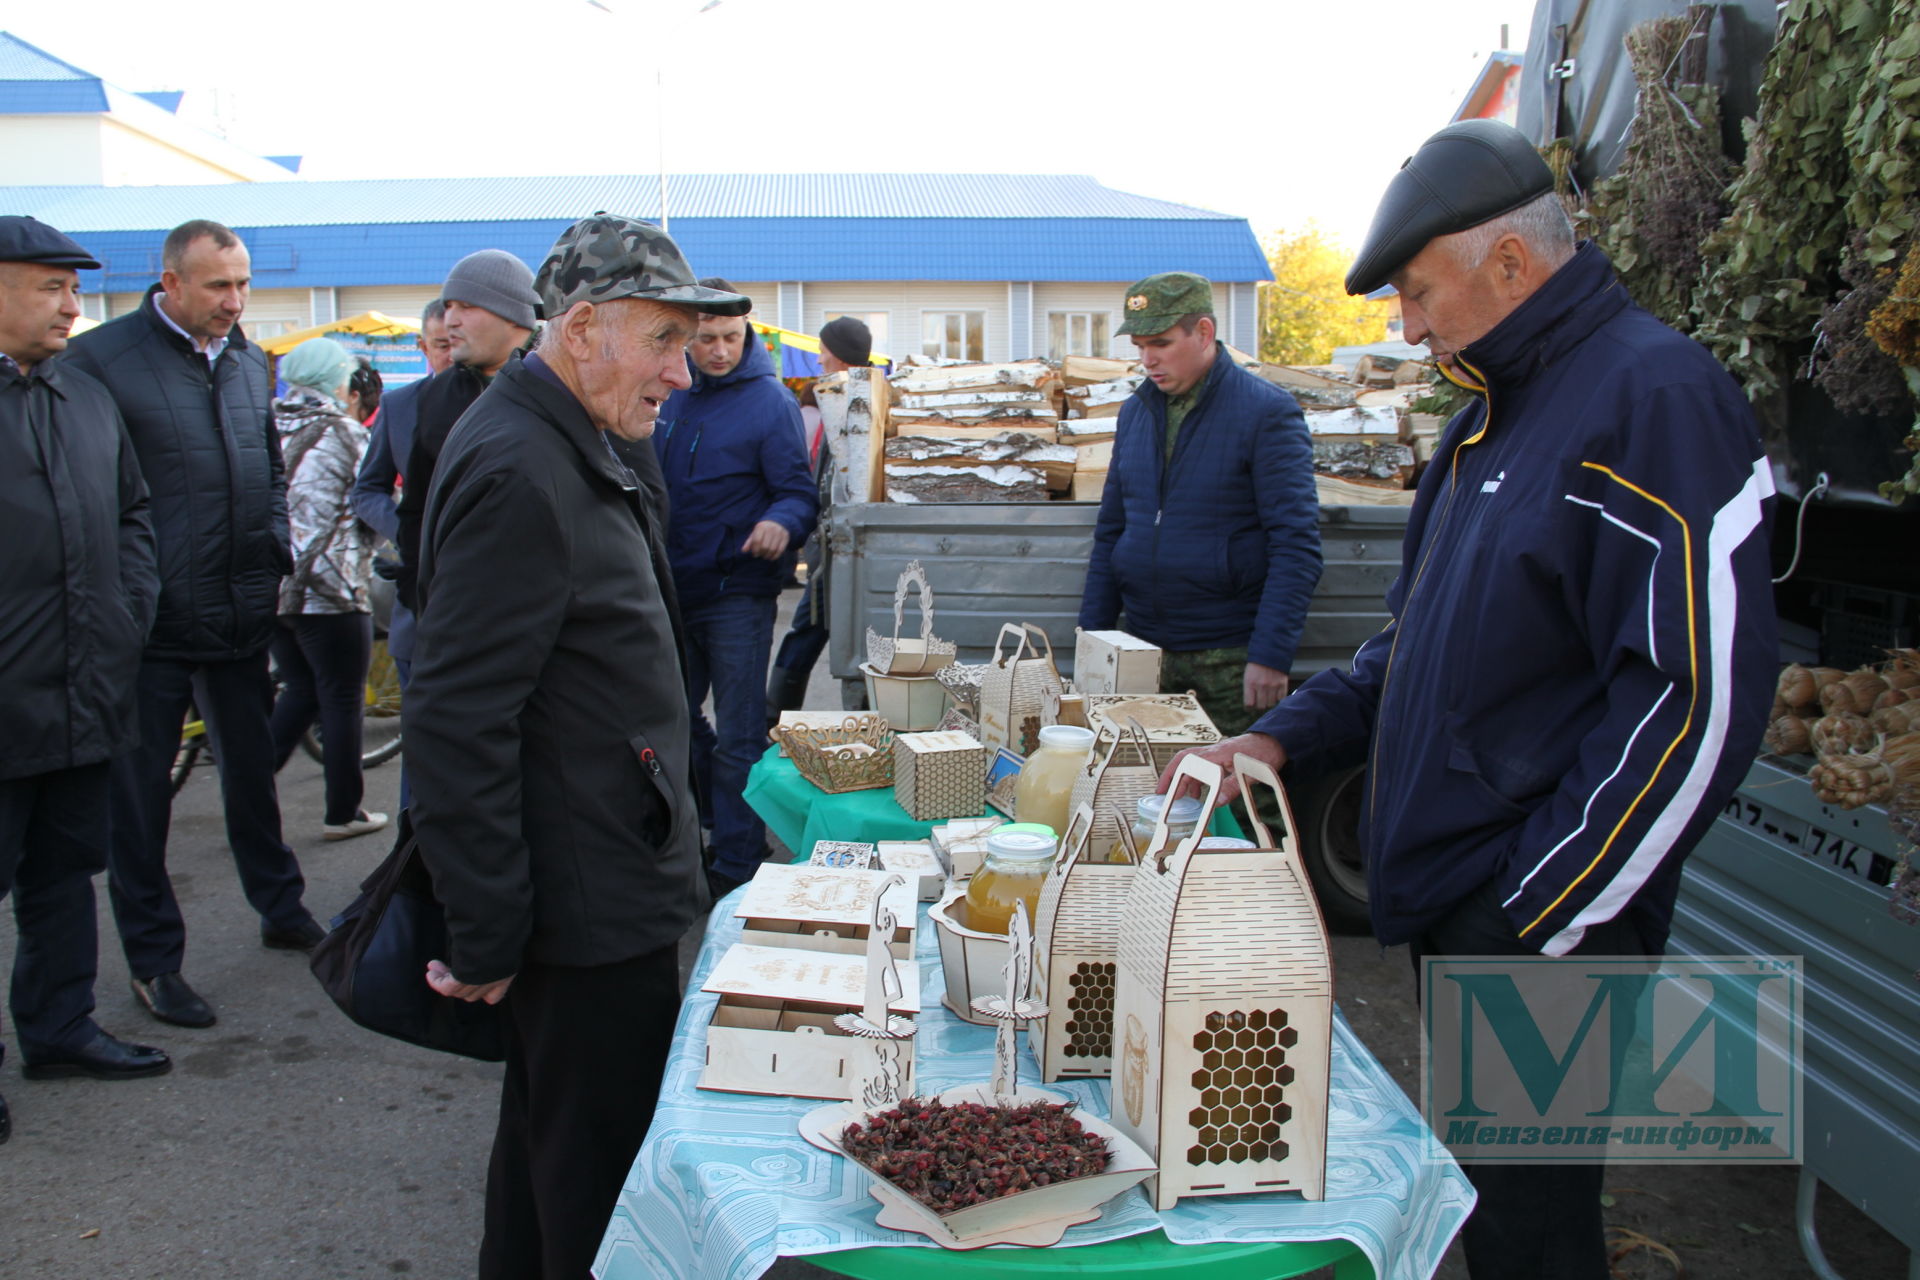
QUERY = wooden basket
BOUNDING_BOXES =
[936,662,991,718]
[774,716,897,793]
[865,561,956,675]
[979,622,1063,757]
[1033,805,1136,1081]
[1066,719,1159,862]
[1111,753,1330,1209]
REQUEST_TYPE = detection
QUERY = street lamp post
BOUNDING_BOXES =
[591,0,722,232]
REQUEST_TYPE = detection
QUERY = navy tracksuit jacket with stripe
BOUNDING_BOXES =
[1253,243,1778,956]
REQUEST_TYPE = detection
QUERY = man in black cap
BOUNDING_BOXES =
[409,213,747,1278]
[0,216,171,1139]
[1169,119,1779,1278]
[65,220,326,1031]
[765,316,870,729]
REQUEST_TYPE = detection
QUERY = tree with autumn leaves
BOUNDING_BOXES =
[1258,224,1392,365]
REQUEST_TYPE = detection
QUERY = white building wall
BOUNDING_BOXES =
[236,288,313,341]
[95,116,263,185]
[801,281,1010,363]
[0,116,105,184]
[1031,283,1128,359]
[337,285,442,322]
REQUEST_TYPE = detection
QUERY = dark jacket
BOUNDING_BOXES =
[1078,344,1322,670]
[62,286,291,662]
[0,358,157,780]
[1252,244,1778,956]
[653,334,816,606]
[406,355,705,983]
[351,376,424,659]
[394,362,489,613]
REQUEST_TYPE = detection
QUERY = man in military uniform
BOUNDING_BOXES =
[1079,272,1321,736]
[0,217,171,1141]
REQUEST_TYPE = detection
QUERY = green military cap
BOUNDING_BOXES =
[1115,271,1214,337]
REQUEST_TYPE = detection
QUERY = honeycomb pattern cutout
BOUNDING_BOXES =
[1063,962,1116,1057]
[1185,1008,1298,1165]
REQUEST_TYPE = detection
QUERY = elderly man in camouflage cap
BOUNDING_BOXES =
[1079,270,1321,737]
[405,213,748,1279]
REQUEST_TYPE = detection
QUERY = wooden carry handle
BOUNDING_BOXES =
[990,621,1033,668]
[1145,754,1224,875]
[1231,752,1298,852]
[1050,803,1097,876]
[890,561,936,646]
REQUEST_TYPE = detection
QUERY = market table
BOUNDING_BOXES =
[742,746,1243,858]
[593,900,1474,1280]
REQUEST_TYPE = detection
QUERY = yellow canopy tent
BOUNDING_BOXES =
[260,311,420,356]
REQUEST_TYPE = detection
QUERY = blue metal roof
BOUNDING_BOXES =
[5,174,1272,285]
[0,33,108,113]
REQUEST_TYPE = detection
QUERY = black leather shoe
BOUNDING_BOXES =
[21,1030,171,1081]
[0,1089,10,1144]
[261,917,326,952]
[131,971,217,1028]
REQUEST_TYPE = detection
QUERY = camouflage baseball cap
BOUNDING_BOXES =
[1115,271,1214,337]
[534,212,750,320]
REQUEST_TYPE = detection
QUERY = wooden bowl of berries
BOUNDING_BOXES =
[798,1085,1156,1248]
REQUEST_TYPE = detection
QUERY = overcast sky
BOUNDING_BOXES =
[12,0,1537,248]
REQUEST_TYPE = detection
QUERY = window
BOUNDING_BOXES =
[1047,311,1112,361]
[922,310,985,362]
[824,311,890,361]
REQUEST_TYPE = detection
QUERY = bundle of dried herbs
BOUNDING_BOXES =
[838,1095,1112,1214]
[1585,12,1737,333]
[1812,230,1915,418]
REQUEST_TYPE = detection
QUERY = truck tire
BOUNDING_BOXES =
[1292,763,1371,931]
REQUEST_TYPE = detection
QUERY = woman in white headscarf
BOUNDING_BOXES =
[267,337,387,842]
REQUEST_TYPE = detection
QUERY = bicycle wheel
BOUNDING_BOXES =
[302,637,403,768]
[173,707,208,794]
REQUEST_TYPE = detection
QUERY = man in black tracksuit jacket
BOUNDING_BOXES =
[1177,123,1778,1279]
[0,217,171,1133]
[63,220,323,1030]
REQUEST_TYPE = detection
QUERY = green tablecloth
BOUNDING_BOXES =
[743,746,1241,860]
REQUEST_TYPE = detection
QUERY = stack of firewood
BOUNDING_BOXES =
[1767,652,1920,808]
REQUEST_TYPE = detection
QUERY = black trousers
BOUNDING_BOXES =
[480,944,682,1280]
[269,612,372,825]
[1411,880,1648,1280]
[0,764,110,1067]
[109,652,313,980]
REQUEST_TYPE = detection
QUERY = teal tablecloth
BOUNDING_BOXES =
[743,746,1243,859]
[593,900,1474,1280]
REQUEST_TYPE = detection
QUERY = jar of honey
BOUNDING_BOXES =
[1013,725,1096,836]
[1106,792,1203,863]
[963,824,1059,935]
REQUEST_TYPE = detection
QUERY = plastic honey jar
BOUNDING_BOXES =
[1013,725,1096,836]
[963,824,1059,934]
[1107,792,1204,863]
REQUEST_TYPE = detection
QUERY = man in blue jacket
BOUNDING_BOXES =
[1079,272,1321,736]
[655,282,816,898]
[1173,121,1779,1279]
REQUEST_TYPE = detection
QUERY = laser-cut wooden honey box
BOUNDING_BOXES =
[734,863,918,960]
[893,730,987,822]
[699,943,921,1100]
[1110,754,1331,1208]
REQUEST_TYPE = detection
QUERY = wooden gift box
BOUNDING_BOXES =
[978,623,1063,757]
[893,730,988,822]
[734,863,918,960]
[876,840,947,901]
[1073,629,1163,695]
[700,943,920,1100]
[1111,754,1331,1209]
[1085,693,1221,773]
[930,817,1004,882]
[1033,806,1139,1081]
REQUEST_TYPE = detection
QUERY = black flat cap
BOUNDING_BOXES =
[1345,119,1554,296]
[0,215,101,270]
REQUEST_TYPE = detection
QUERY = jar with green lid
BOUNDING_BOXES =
[963,824,1058,934]
[1107,793,1203,864]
